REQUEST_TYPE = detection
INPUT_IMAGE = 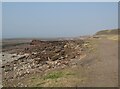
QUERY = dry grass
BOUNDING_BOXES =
[106,35,119,41]
[22,67,87,87]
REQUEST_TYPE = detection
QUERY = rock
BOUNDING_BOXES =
[3,39,86,84]
[11,55,17,58]
[57,62,61,66]
[31,52,37,55]
[51,53,61,61]
[18,56,26,60]
[4,67,13,72]
[54,61,58,65]
[83,43,88,47]
[64,44,67,48]
[80,48,84,51]
[26,69,30,74]
[65,55,68,58]
[59,56,64,60]
[25,48,29,51]
[30,40,42,45]
[61,64,66,69]
[1,65,5,68]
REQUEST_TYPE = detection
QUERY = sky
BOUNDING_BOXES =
[2,2,118,38]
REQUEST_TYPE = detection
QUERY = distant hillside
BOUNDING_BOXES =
[95,29,119,35]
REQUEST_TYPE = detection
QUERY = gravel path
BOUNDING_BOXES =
[80,38,118,87]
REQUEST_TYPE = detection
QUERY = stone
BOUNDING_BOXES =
[1,65,5,68]
[18,56,26,60]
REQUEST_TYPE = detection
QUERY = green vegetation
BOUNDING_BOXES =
[96,29,119,35]
[22,67,87,87]
[43,71,63,80]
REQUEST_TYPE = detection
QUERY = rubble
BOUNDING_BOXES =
[2,39,86,83]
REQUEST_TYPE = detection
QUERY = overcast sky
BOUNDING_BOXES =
[2,2,118,38]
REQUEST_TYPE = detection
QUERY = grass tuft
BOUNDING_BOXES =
[44,71,63,80]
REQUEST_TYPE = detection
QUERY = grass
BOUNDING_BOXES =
[23,67,87,87]
[43,71,63,80]
[43,70,76,80]
[106,35,119,41]
[95,29,118,35]
[84,39,98,53]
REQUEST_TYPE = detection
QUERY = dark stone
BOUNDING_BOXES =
[1,65,5,68]
[18,56,26,60]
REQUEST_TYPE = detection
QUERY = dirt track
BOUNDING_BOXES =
[80,38,118,87]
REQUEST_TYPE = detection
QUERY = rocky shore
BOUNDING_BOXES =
[2,39,88,87]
